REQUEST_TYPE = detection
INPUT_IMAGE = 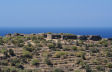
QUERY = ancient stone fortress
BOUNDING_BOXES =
[5,33,102,41]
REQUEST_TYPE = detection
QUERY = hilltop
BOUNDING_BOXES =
[0,33,112,72]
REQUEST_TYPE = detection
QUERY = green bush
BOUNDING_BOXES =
[63,46,71,51]
[74,70,80,72]
[18,43,24,47]
[79,61,86,68]
[56,43,62,48]
[0,60,8,66]
[53,68,64,72]
[54,51,68,58]
[36,43,43,47]
[15,63,24,69]
[90,48,99,53]
[9,49,15,56]
[31,59,40,66]
[0,48,7,54]
[75,52,85,57]
[0,37,3,45]
[24,46,34,52]
[96,65,105,71]
[23,50,32,58]
[0,48,9,57]
[10,58,20,66]
[107,63,112,68]
[48,43,55,48]
[31,36,37,41]
[72,46,77,51]
[76,59,83,64]
[106,51,112,57]
[92,60,100,65]
[44,58,53,66]
[2,67,19,72]
[85,64,92,72]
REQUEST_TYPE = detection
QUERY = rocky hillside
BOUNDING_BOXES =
[0,33,112,72]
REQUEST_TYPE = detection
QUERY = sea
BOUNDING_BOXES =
[0,27,112,38]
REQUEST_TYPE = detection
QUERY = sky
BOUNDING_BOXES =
[0,0,112,28]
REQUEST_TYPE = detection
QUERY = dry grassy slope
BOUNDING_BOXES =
[0,36,112,72]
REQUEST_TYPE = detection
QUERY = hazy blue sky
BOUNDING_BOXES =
[0,0,112,28]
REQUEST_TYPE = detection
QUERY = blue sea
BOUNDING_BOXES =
[0,27,112,38]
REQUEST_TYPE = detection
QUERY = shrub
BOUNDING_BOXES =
[96,65,105,71]
[63,47,70,51]
[72,46,77,51]
[38,35,44,40]
[9,67,18,72]
[107,63,112,68]
[36,43,43,47]
[9,49,15,56]
[44,58,53,66]
[85,64,92,72]
[74,70,80,72]
[31,36,37,41]
[53,51,68,58]
[0,48,9,57]
[92,60,100,65]
[0,48,7,54]
[18,43,24,47]
[23,50,32,58]
[48,43,55,49]
[80,61,86,68]
[1,67,10,72]
[81,54,86,60]
[15,63,24,69]
[0,37,3,45]
[27,42,32,47]
[106,51,112,57]
[56,42,62,48]
[76,59,83,64]
[31,59,40,66]
[53,68,64,72]
[75,52,85,57]
[0,60,8,66]
[24,46,34,52]
[90,48,99,53]
[10,58,20,66]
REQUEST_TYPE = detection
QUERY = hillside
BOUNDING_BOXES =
[0,33,112,72]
